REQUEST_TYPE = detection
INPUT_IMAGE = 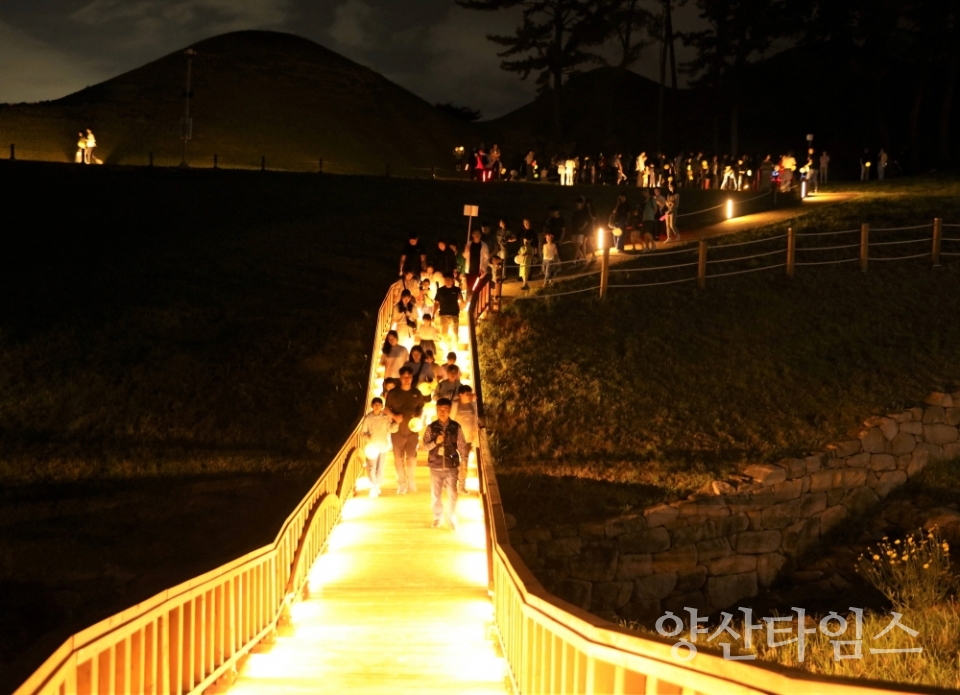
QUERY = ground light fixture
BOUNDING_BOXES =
[726,199,734,219]
[596,227,605,252]
[801,180,808,198]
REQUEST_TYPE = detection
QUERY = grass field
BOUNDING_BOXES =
[483,178,960,528]
[0,160,738,691]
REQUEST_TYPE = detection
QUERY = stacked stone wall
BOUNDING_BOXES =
[507,391,960,623]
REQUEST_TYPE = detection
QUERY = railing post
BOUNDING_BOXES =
[599,247,610,298]
[698,240,708,288]
[786,226,795,277]
[860,223,870,272]
[213,153,218,169]
[319,157,324,173]
[9,143,14,160]
[261,155,266,171]
[933,217,942,266]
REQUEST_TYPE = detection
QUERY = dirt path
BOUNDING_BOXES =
[497,191,857,299]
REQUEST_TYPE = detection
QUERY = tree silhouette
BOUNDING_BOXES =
[456,0,607,137]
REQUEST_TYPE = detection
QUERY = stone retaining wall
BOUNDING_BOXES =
[507,390,960,624]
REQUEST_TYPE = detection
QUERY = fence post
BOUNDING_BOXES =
[431,166,436,180]
[786,226,796,277]
[149,151,154,167]
[214,153,218,169]
[860,223,870,272]
[599,246,610,299]
[698,240,708,288]
[9,143,14,160]
[319,158,323,173]
[261,155,266,171]
[932,217,942,266]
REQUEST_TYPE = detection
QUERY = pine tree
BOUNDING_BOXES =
[456,0,607,137]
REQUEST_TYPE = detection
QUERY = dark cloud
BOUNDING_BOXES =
[0,0,701,117]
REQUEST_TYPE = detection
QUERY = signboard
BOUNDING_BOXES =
[463,205,479,217]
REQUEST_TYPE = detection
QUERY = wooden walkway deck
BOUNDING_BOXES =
[229,317,511,694]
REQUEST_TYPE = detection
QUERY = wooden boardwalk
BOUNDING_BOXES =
[229,316,511,694]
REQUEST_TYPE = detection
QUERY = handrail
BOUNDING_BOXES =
[14,290,396,695]
[467,290,950,695]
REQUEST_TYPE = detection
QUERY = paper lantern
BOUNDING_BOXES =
[407,417,424,433]
[418,381,433,396]
[364,443,382,460]
[612,227,623,237]
[514,254,524,265]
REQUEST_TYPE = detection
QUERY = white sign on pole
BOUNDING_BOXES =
[463,205,479,217]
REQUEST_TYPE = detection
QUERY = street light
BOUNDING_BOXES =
[180,49,196,168]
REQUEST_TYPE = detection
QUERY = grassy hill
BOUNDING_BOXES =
[0,31,471,173]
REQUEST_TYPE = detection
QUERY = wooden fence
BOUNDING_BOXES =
[13,291,397,695]
[468,281,953,695]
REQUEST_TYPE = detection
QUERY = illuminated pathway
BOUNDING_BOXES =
[228,316,511,694]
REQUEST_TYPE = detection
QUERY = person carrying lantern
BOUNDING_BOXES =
[422,397,470,529]
[361,397,392,498]
[385,366,426,495]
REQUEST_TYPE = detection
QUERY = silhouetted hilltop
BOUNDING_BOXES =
[0,31,470,171]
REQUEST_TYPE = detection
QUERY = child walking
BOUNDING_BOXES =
[361,397,392,497]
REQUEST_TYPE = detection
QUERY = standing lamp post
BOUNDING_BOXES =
[180,49,196,168]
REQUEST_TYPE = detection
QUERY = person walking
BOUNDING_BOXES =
[516,238,535,291]
[385,366,426,495]
[663,187,680,243]
[819,151,830,184]
[878,148,888,181]
[463,229,490,295]
[609,193,629,252]
[433,364,462,402]
[392,289,418,347]
[635,152,647,187]
[860,148,871,182]
[422,397,470,528]
[361,397,392,497]
[75,132,87,163]
[402,345,434,386]
[85,129,98,164]
[379,330,409,379]
[641,189,658,250]
[415,313,440,356]
[542,232,559,284]
[434,274,464,345]
[450,385,478,495]
[570,196,592,265]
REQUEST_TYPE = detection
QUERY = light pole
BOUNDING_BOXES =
[180,49,196,168]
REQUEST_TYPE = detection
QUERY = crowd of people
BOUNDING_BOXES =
[75,129,100,164]
[361,235,486,529]
[462,144,842,193]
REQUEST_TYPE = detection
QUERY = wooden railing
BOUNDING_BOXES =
[467,289,950,695]
[14,293,397,695]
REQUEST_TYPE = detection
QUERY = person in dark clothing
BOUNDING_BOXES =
[385,366,426,494]
[570,196,593,263]
[433,239,457,278]
[609,193,630,252]
[434,274,464,342]
[422,397,470,528]
[399,233,426,277]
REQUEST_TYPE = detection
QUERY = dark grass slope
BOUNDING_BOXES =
[0,31,471,172]
[481,179,960,527]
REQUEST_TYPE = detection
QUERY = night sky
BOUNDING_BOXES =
[0,0,702,119]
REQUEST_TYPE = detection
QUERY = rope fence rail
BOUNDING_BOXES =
[503,217,957,302]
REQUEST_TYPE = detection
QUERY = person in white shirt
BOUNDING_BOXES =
[450,385,479,495]
[635,152,647,186]
[415,314,441,356]
[542,232,559,284]
[361,397,392,497]
[379,331,409,379]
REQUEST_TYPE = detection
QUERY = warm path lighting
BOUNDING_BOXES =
[726,199,734,220]
[801,180,808,198]
[229,304,509,695]
[596,226,605,251]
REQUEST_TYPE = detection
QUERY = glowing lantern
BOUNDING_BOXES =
[418,381,433,396]
[596,227,605,252]
[408,417,424,433]
[726,199,734,220]
[364,443,382,460]
[612,227,623,237]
